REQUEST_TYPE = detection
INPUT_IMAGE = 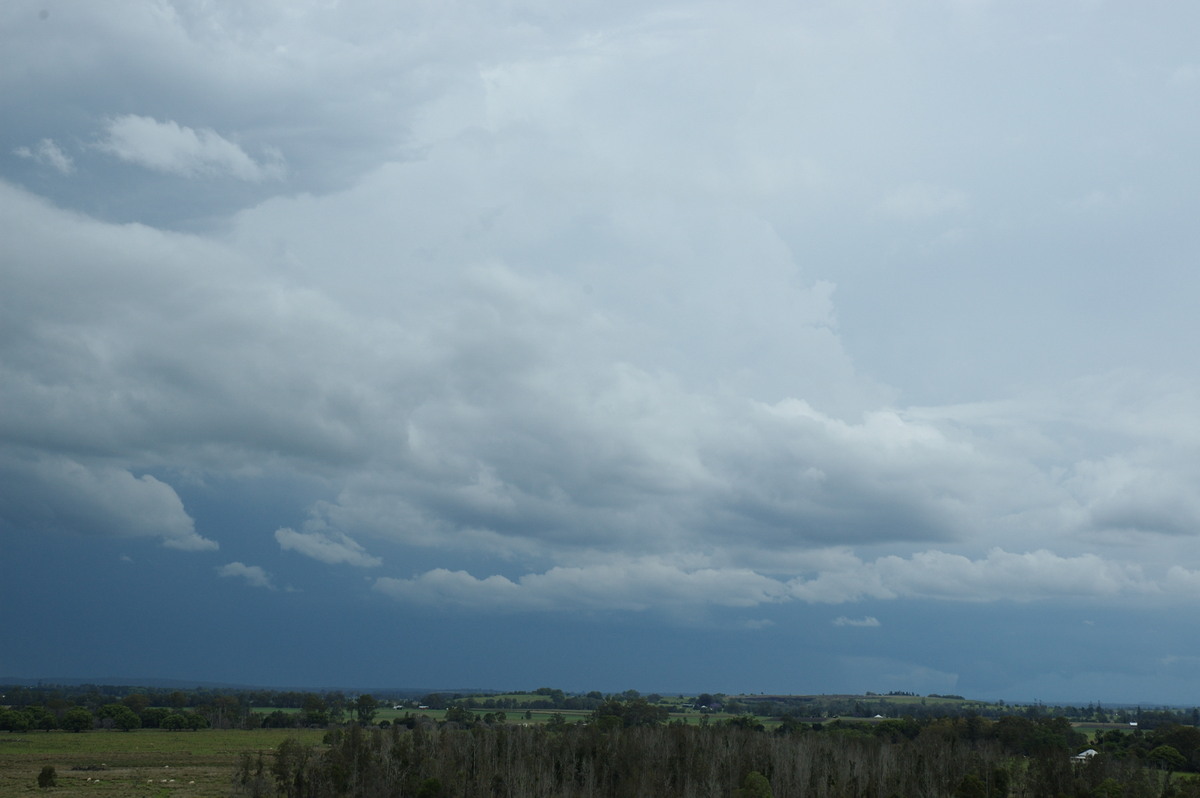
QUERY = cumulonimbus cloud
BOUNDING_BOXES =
[5,177,1200,610]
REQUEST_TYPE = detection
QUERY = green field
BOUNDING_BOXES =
[0,728,324,797]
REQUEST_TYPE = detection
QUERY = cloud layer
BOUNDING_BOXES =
[3,0,1200,626]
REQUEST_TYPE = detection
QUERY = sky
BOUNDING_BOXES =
[3,0,1200,705]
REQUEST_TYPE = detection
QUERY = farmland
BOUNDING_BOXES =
[0,728,325,797]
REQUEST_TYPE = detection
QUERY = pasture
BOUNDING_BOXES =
[0,728,324,797]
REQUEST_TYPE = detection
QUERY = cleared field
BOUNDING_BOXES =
[0,728,324,798]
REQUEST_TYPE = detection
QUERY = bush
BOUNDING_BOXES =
[38,765,57,788]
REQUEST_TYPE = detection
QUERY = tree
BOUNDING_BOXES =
[4,710,31,733]
[234,751,271,798]
[272,737,313,798]
[415,777,445,797]
[592,698,669,728]
[208,694,243,729]
[122,693,150,715]
[734,771,774,798]
[301,694,328,727]
[954,773,987,798]
[98,703,140,731]
[162,713,188,731]
[355,694,378,726]
[113,706,141,731]
[62,707,93,732]
[262,710,296,729]
[421,693,448,710]
[325,692,347,725]
[1149,745,1186,771]
[445,705,474,725]
[141,707,170,728]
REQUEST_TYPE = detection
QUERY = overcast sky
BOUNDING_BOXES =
[3,0,1200,704]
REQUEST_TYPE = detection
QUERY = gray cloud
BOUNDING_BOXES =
[4,172,1200,607]
[3,1,1200,621]
[0,451,213,551]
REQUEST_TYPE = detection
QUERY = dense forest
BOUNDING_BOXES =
[237,713,1200,798]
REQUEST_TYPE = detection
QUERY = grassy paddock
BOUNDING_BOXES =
[0,728,325,797]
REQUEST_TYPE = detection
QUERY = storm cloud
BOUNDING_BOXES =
[3,0,1200,699]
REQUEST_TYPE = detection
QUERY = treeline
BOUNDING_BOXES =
[425,688,664,712]
[0,701,210,733]
[0,684,335,732]
[0,683,370,712]
[0,682,397,730]
[731,694,1200,726]
[233,711,1200,798]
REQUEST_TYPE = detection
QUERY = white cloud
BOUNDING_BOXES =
[217,561,275,590]
[275,525,381,568]
[1065,454,1200,538]
[375,558,790,612]
[13,138,74,174]
[789,548,1151,605]
[1163,567,1200,597]
[372,547,1166,613]
[833,616,881,627]
[96,115,286,181]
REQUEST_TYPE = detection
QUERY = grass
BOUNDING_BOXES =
[0,728,324,797]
